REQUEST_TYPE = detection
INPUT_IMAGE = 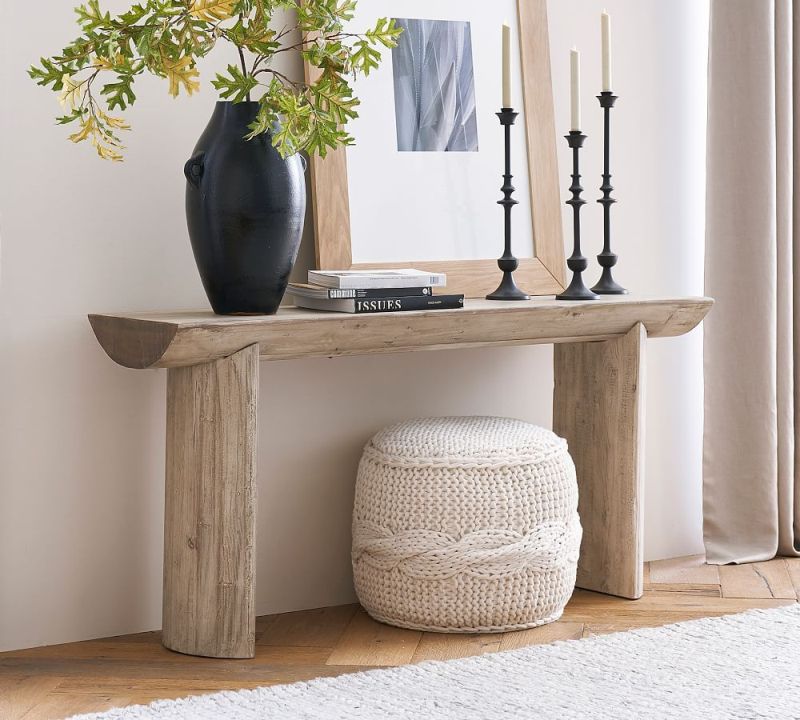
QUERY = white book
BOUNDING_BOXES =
[308,268,447,289]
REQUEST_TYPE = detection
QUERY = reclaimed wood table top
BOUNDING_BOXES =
[88,295,713,369]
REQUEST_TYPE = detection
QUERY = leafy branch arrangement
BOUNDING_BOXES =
[29,0,401,161]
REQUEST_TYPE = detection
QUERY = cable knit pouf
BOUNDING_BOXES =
[352,416,582,633]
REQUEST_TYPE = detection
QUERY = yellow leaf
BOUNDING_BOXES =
[93,53,124,70]
[189,0,235,22]
[163,56,200,97]
[91,133,124,162]
[68,112,126,160]
[58,74,83,110]
[68,116,95,143]
[93,140,124,162]
[98,109,131,130]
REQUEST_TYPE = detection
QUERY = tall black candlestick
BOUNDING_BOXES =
[557,130,597,301]
[486,108,530,301]
[592,91,627,294]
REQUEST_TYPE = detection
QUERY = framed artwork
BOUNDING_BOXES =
[305,0,565,298]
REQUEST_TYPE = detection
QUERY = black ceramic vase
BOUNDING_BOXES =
[184,101,306,315]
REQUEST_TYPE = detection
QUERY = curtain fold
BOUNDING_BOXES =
[704,0,800,563]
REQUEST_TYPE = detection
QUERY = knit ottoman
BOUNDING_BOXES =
[352,416,582,633]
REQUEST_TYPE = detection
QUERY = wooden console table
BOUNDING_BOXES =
[89,295,712,659]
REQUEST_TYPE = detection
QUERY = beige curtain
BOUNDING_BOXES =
[705,0,800,563]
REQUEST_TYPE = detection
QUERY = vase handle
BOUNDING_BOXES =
[184,152,206,189]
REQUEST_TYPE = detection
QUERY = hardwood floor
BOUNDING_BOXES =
[2,555,799,719]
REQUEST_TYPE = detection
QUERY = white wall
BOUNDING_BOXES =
[0,0,708,651]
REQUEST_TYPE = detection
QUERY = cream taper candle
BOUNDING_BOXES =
[570,48,581,130]
[502,23,512,108]
[602,10,612,92]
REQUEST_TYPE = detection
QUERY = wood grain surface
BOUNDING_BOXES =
[2,556,796,720]
[162,344,259,659]
[89,296,713,369]
[554,323,646,599]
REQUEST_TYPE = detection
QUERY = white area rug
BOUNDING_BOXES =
[72,604,800,719]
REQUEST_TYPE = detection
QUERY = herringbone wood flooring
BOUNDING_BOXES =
[2,555,799,719]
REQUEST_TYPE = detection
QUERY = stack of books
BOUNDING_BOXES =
[287,269,464,314]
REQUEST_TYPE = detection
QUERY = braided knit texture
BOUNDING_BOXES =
[352,416,581,633]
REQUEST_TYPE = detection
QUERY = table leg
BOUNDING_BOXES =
[162,343,259,658]
[553,323,646,599]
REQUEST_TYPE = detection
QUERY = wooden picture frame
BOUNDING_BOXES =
[304,0,565,298]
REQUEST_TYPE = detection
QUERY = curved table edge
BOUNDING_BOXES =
[89,314,178,370]
[88,296,714,370]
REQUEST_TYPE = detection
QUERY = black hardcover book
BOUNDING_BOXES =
[287,283,433,300]
[294,294,465,314]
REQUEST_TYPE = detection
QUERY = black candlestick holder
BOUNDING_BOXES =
[486,107,530,301]
[592,91,627,294]
[557,131,597,301]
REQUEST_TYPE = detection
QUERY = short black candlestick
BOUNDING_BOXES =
[592,91,627,294]
[487,108,530,301]
[557,131,597,301]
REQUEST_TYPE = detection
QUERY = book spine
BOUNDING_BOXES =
[329,287,432,299]
[352,295,464,314]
